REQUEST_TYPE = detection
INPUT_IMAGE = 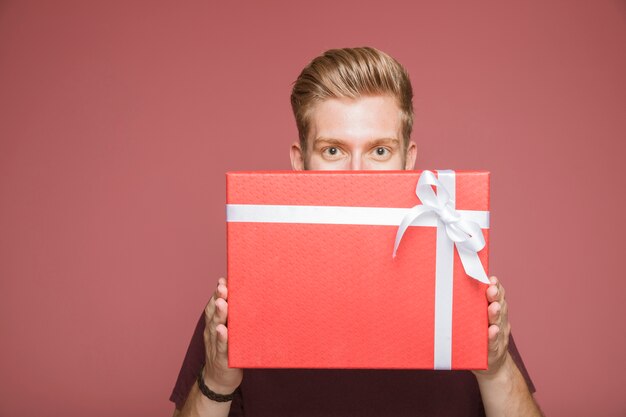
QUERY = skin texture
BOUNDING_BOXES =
[290,95,416,171]
[175,96,544,417]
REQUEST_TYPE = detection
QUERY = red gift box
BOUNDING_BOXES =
[226,170,490,370]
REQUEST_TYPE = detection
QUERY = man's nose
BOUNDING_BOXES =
[350,157,362,170]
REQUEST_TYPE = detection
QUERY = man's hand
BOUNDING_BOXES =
[176,278,243,417]
[474,275,511,376]
[202,277,243,394]
[472,276,544,417]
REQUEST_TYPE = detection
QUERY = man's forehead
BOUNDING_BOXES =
[307,96,403,143]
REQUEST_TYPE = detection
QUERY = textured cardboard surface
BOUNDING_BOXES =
[227,171,489,369]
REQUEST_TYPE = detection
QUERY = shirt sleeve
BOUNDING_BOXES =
[169,312,206,410]
[169,311,245,416]
[508,333,536,393]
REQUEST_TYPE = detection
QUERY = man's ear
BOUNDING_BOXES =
[290,141,305,171]
[404,141,417,170]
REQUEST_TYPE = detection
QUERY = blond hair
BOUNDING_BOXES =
[290,47,414,152]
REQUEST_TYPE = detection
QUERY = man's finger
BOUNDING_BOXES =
[207,299,220,340]
[498,299,511,337]
[217,283,228,302]
[500,299,508,322]
[205,297,216,323]
[216,324,229,355]
[205,282,222,319]
[496,281,506,301]
[487,325,500,352]
[486,276,500,301]
[214,298,229,326]
[486,276,498,300]
[203,312,217,364]
[488,301,501,326]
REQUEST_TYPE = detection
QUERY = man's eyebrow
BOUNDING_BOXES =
[366,138,401,147]
[312,138,346,147]
[312,137,401,147]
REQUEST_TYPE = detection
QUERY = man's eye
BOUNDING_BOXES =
[322,147,342,158]
[373,147,390,159]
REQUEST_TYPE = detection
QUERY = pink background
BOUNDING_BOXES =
[0,1,624,416]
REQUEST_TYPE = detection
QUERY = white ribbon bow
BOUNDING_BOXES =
[392,170,490,284]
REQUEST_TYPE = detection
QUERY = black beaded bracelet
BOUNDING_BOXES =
[196,366,237,402]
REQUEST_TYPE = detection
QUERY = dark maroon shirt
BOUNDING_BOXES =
[170,313,535,416]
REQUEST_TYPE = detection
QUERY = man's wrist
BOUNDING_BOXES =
[198,366,238,402]
[474,352,515,385]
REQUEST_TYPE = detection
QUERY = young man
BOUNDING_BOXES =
[171,47,544,417]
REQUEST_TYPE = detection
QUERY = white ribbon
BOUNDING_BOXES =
[393,170,489,284]
[227,204,488,228]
